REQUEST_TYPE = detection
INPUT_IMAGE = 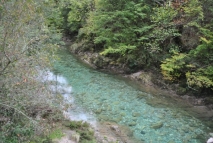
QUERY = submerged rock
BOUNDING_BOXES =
[132,112,141,117]
[128,122,137,126]
[95,109,102,114]
[98,115,109,121]
[110,125,120,132]
[120,112,126,116]
[140,131,145,134]
[151,122,164,129]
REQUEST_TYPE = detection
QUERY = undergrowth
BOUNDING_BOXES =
[65,120,96,143]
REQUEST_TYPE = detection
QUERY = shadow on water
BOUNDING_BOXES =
[51,47,212,143]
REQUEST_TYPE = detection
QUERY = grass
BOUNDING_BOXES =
[48,128,64,140]
[64,120,96,143]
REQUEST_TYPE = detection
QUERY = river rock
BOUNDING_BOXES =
[132,117,138,121]
[99,115,109,121]
[120,112,126,116]
[109,117,122,123]
[120,106,125,110]
[184,135,192,142]
[168,141,175,143]
[128,122,137,126]
[110,125,120,132]
[107,106,112,111]
[151,122,164,129]
[182,127,189,133]
[113,101,119,105]
[130,71,153,86]
[132,112,141,117]
[140,131,145,134]
[95,109,102,114]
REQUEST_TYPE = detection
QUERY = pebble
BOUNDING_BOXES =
[140,131,145,134]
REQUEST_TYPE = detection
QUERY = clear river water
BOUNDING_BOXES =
[49,47,212,143]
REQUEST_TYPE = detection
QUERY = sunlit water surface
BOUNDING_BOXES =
[47,48,211,143]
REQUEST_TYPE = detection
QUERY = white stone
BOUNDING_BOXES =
[207,137,213,143]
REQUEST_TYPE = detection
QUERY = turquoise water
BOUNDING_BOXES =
[53,48,210,143]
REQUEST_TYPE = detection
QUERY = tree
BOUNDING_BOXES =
[60,0,213,93]
[0,0,61,142]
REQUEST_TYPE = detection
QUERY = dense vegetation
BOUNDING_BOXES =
[52,0,213,94]
[0,0,63,142]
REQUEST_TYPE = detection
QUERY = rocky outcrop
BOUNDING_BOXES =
[70,46,131,74]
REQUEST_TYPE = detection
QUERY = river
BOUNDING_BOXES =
[48,47,211,143]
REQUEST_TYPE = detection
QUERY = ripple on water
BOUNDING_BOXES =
[51,48,209,143]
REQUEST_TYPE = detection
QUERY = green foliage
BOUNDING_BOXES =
[48,129,64,139]
[0,0,64,142]
[69,121,90,130]
[186,67,213,89]
[161,35,213,89]
[185,36,213,89]
[67,121,95,143]
[189,37,213,62]
[78,130,95,143]
[69,121,84,129]
[142,2,181,63]
[67,0,93,33]
[44,0,64,29]
[182,0,204,25]
[0,121,34,143]
[161,53,187,80]
[55,0,213,92]
[100,45,136,56]
[78,0,154,66]
[151,4,177,25]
